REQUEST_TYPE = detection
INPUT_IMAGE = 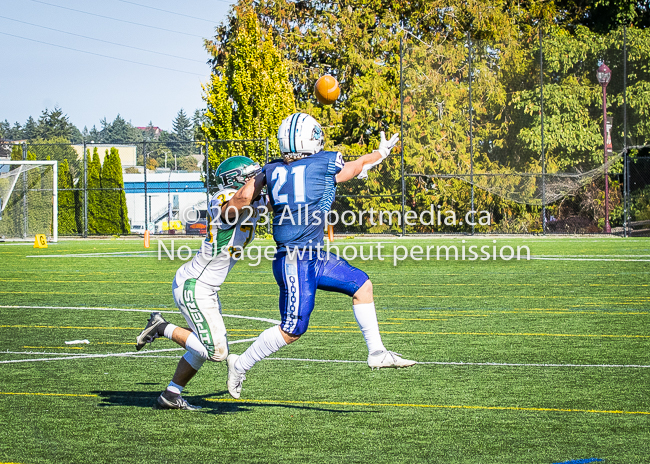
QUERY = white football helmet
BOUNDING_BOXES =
[277,112,324,161]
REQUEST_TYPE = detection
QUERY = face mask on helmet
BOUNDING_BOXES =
[277,113,325,161]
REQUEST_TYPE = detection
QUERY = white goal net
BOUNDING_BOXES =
[0,161,58,241]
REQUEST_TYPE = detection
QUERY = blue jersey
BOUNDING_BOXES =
[263,150,344,251]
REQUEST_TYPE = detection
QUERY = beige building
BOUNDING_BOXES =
[72,144,137,167]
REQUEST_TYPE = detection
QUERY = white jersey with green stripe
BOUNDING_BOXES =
[174,188,267,290]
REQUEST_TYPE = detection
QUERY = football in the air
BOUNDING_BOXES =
[314,75,340,105]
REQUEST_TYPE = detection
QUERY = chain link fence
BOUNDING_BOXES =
[400,25,649,236]
[2,26,649,238]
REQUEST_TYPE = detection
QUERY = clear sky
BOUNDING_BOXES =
[1,0,236,132]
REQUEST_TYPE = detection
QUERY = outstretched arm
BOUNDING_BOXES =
[335,131,399,184]
[335,151,383,183]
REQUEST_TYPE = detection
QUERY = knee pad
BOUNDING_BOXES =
[206,336,229,362]
[183,350,206,371]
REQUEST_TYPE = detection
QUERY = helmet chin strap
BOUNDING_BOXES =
[282,152,310,163]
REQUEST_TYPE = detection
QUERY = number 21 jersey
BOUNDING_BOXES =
[263,150,344,252]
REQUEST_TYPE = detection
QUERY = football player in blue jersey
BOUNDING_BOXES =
[226,113,416,399]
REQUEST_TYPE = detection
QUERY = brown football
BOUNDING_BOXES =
[314,75,340,105]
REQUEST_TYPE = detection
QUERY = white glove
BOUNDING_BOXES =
[357,131,399,179]
[377,131,400,159]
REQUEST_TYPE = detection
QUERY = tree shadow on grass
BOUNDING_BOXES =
[92,390,366,414]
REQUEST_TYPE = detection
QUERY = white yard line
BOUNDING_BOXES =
[535,254,650,258]
[257,357,650,369]
[0,339,259,364]
[3,350,647,369]
[26,253,160,258]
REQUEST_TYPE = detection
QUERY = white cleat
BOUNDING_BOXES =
[367,350,416,370]
[226,354,246,399]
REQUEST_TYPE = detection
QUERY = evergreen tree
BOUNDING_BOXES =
[57,159,77,234]
[111,148,130,234]
[41,156,55,236]
[0,147,26,237]
[103,115,129,142]
[30,135,81,177]
[36,106,75,140]
[10,145,22,160]
[88,125,101,143]
[23,117,38,140]
[99,148,129,234]
[25,151,43,235]
[172,109,193,142]
[192,109,207,141]
[0,120,9,139]
[202,6,295,168]
[99,115,141,143]
[6,122,23,140]
[170,109,193,158]
[87,147,102,234]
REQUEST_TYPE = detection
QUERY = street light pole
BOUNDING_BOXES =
[597,63,612,233]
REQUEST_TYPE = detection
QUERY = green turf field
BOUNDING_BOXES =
[0,236,648,464]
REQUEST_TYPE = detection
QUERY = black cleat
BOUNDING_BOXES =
[154,391,202,410]
[135,312,166,351]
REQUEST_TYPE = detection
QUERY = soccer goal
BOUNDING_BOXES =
[0,160,58,242]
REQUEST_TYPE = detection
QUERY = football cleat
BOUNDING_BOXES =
[367,350,416,370]
[155,391,202,410]
[226,354,246,399]
[135,312,166,351]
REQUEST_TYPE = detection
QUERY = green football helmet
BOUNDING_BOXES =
[214,156,262,191]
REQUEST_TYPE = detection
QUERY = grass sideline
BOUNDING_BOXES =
[0,236,648,464]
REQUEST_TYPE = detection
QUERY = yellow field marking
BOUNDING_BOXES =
[226,328,268,332]
[224,307,650,316]
[2,290,647,302]
[3,278,647,289]
[0,324,140,330]
[0,279,276,285]
[384,330,650,338]
[0,291,161,296]
[375,283,650,288]
[224,294,650,301]
[388,318,449,321]
[206,398,650,415]
[22,346,84,350]
[95,342,134,345]
[0,391,98,398]
[513,308,650,315]
[301,328,649,339]
[379,295,650,300]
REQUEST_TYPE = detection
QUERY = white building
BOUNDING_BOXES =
[124,171,208,233]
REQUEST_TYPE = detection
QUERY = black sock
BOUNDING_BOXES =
[157,322,169,337]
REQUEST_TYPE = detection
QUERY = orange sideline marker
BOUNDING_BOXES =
[144,230,150,248]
